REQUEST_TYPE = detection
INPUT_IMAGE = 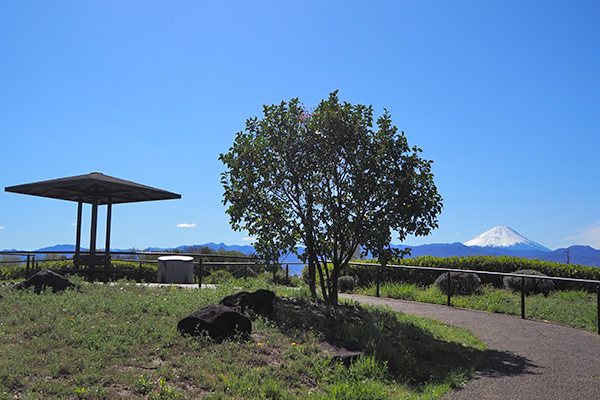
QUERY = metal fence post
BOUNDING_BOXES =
[447,272,452,306]
[244,264,247,281]
[521,277,526,319]
[26,255,30,279]
[198,259,203,288]
[376,263,380,297]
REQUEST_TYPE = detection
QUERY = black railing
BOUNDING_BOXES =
[0,250,305,285]
[350,261,600,334]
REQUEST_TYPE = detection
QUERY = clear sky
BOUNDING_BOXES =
[1,1,599,251]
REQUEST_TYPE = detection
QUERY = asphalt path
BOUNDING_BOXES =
[340,294,600,400]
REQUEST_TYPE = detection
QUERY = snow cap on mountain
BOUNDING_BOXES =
[464,226,550,252]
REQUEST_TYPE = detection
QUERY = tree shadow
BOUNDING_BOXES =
[270,296,488,386]
[475,349,539,378]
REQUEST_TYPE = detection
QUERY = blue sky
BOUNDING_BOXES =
[1,1,599,251]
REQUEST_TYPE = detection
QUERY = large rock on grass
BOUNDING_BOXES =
[220,289,276,316]
[177,304,251,341]
[14,270,76,293]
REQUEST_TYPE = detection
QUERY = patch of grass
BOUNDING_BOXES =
[357,282,598,332]
[0,278,485,399]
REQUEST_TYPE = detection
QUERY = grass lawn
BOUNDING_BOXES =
[356,282,599,332]
[0,278,485,399]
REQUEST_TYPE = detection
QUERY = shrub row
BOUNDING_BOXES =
[0,260,158,282]
[344,255,600,291]
[1,260,296,286]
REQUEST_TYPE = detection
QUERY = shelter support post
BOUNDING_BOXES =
[75,200,83,267]
[90,198,98,258]
[103,201,112,282]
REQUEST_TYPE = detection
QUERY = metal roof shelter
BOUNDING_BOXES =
[5,172,181,278]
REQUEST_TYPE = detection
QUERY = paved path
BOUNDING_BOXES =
[340,294,600,400]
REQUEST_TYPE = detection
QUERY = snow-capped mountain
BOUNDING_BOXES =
[464,226,551,252]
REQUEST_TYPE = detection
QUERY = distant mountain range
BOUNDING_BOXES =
[1,243,257,258]
[388,226,598,266]
[389,243,597,266]
[3,226,599,271]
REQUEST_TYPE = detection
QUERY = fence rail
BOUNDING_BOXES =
[0,250,304,284]
[349,260,600,334]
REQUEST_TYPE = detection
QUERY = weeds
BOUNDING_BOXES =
[0,278,485,399]
[357,282,598,331]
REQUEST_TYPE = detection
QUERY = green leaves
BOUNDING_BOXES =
[220,91,443,304]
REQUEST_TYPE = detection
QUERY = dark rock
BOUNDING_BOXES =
[220,289,276,316]
[320,341,363,366]
[14,270,76,293]
[435,272,481,295]
[177,304,251,341]
[503,269,555,295]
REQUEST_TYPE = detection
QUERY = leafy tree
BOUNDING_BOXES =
[220,91,442,304]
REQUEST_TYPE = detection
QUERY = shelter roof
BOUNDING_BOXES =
[4,172,181,205]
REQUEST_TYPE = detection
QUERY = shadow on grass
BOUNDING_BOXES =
[271,296,489,386]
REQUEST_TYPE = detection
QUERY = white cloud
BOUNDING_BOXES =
[177,223,197,228]
[561,221,600,248]
[242,237,255,241]
[0,225,5,230]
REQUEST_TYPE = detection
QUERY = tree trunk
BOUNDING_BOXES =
[329,263,340,305]
[316,261,330,303]
[308,254,317,299]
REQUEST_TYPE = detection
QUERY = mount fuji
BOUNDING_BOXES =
[463,226,551,252]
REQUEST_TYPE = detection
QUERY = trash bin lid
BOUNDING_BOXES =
[157,256,194,262]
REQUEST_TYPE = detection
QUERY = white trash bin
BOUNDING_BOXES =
[157,255,194,284]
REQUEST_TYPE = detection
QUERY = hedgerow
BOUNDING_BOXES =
[0,260,157,282]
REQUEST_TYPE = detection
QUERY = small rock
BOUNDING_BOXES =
[14,270,77,293]
[220,289,276,316]
[177,304,251,341]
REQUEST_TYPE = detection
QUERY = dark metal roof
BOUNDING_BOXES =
[5,172,181,205]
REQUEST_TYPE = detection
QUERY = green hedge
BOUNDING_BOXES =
[0,260,158,282]
[1,259,269,283]
[343,255,600,291]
